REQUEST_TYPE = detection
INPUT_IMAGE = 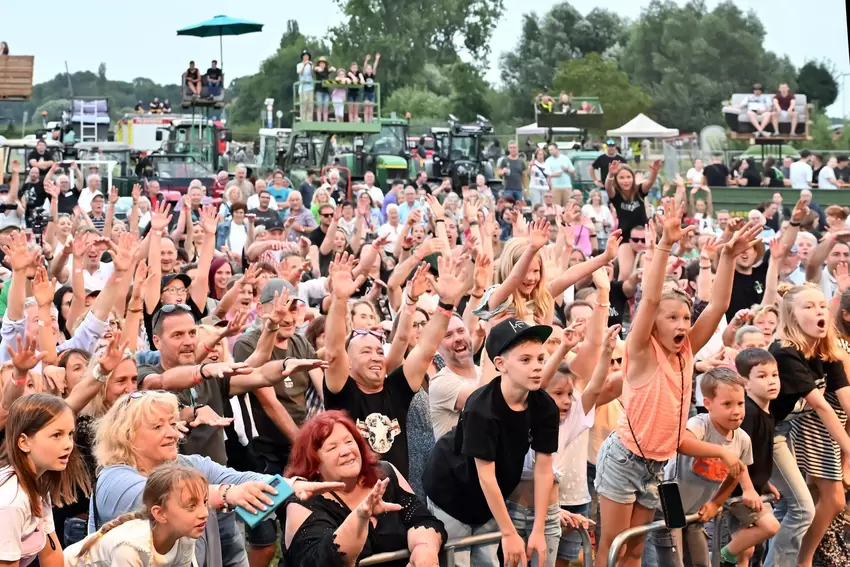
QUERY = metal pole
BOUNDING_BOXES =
[219,32,224,71]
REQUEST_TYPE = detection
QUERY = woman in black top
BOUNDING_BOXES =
[737,157,762,187]
[763,158,785,187]
[604,158,662,281]
[185,61,201,96]
[362,53,380,124]
[282,411,445,567]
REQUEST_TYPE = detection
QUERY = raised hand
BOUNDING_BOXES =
[527,218,550,249]
[591,266,610,292]
[1,231,38,272]
[723,220,762,258]
[424,194,444,220]
[604,325,622,351]
[201,362,253,380]
[31,266,57,307]
[700,235,720,261]
[109,186,119,204]
[329,252,360,299]
[7,335,46,373]
[608,160,621,177]
[649,158,664,173]
[150,200,172,231]
[512,211,528,237]
[241,263,262,288]
[200,205,218,234]
[44,179,60,199]
[354,478,402,520]
[836,262,850,293]
[112,232,140,272]
[190,405,234,428]
[428,254,469,306]
[472,253,493,294]
[99,330,130,374]
[658,202,695,245]
[604,229,623,260]
[131,183,142,202]
[222,310,250,339]
[262,289,293,326]
[563,200,580,225]
[11,160,20,174]
[128,261,150,310]
[791,198,809,224]
[408,262,431,299]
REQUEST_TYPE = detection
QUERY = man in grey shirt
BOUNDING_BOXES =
[497,141,527,202]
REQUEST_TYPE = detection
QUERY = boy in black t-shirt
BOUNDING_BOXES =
[725,349,783,567]
[424,318,560,567]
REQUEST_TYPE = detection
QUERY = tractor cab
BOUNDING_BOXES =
[72,142,132,185]
[425,116,498,188]
[1,138,65,180]
[155,116,230,172]
[257,128,292,173]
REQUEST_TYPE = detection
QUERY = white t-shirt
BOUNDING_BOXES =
[685,168,704,186]
[227,222,248,255]
[429,365,481,439]
[377,222,403,254]
[355,185,384,207]
[246,194,279,211]
[789,161,813,189]
[64,518,196,567]
[581,204,614,236]
[77,188,101,214]
[818,166,839,189]
[0,468,55,567]
[529,160,551,192]
[68,258,115,291]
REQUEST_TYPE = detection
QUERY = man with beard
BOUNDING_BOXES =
[324,252,467,476]
[429,314,482,439]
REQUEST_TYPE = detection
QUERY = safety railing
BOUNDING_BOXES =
[292,81,382,127]
[360,526,593,567]
[607,494,776,567]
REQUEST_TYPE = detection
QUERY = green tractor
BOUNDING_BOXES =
[284,81,413,191]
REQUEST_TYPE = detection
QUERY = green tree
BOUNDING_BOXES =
[329,0,504,93]
[552,53,652,134]
[796,61,839,109]
[384,87,451,122]
[446,61,491,122]
[499,2,626,122]
[619,0,796,132]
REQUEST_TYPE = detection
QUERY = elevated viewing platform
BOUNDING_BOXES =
[0,55,34,100]
[293,81,382,133]
[535,96,603,129]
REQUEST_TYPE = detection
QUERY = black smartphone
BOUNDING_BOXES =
[659,480,687,529]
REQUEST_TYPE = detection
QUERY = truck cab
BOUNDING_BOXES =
[156,117,231,172]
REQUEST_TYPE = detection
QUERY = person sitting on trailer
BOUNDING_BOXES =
[205,60,223,98]
[162,99,172,113]
[134,100,145,114]
[149,97,163,114]
[185,61,202,97]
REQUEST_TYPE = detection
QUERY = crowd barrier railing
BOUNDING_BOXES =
[607,494,776,567]
[360,525,594,567]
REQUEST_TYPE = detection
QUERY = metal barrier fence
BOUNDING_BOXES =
[607,494,776,567]
[360,525,594,567]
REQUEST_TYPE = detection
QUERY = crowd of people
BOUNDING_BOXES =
[2,140,850,567]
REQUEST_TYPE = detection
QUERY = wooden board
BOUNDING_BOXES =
[0,56,35,100]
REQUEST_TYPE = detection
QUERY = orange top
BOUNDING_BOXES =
[616,335,693,462]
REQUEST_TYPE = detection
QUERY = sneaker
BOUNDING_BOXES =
[763,131,771,137]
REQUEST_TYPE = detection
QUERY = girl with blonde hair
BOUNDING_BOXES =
[766,284,850,567]
[65,463,207,567]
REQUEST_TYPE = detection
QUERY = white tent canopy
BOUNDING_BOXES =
[606,113,679,138]
[515,123,582,137]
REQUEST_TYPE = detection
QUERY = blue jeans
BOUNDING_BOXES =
[558,503,590,561]
[506,501,561,567]
[64,517,87,547]
[764,423,815,567]
[218,511,248,567]
[208,81,222,96]
[427,499,499,567]
[502,188,523,202]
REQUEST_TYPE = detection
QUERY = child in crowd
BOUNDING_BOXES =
[424,318,560,567]
[0,394,90,567]
[768,285,850,567]
[594,203,761,567]
[727,348,783,567]
[331,68,347,122]
[65,463,207,566]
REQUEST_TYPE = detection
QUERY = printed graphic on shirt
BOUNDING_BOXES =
[691,457,728,482]
[357,413,401,454]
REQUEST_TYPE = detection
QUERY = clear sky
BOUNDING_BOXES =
[3,0,848,116]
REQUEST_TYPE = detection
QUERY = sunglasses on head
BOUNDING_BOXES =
[159,303,191,313]
[346,328,385,348]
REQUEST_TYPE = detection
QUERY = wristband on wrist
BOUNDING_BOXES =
[469,221,479,226]
[789,220,801,227]
[437,300,454,312]
[220,484,233,511]
[202,343,217,354]
[198,362,212,381]
[11,374,27,386]
[192,365,203,385]
[435,219,445,224]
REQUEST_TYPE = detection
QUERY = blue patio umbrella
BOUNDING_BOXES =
[176,15,264,70]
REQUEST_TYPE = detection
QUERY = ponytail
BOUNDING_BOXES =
[76,511,148,558]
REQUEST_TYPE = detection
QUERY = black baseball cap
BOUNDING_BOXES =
[261,217,285,233]
[161,273,191,290]
[485,318,552,363]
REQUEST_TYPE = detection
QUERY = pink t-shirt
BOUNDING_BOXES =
[616,336,694,461]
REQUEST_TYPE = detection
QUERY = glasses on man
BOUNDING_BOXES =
[320,212,334,218]
[630,237,644,243]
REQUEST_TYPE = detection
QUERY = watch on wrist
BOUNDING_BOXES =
[92,363,110,383]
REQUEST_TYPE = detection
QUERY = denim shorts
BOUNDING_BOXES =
[557,502,590,561]
[363,91,376,103]
[594,432,664,510]
[348,90,360,102]
[315,91,330,107]
[506,501,561,567]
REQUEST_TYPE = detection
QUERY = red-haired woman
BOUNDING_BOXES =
[282,410,446,567]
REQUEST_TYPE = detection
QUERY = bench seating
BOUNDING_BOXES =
[722,93,809,136]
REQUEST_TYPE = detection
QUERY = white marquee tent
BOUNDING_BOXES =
[606,113,679,138]
[515,123,582,137]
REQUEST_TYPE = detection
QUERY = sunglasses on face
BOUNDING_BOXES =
[630,237,644,243]
[320,213,334,218]
[610,357,623,365]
